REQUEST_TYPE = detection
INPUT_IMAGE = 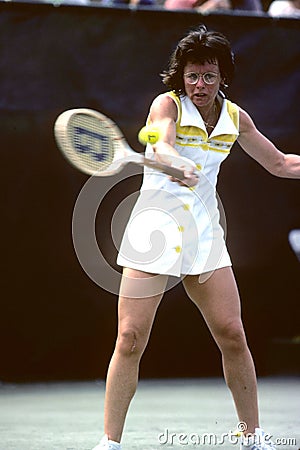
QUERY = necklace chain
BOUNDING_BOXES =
[204,122,215,129]
[203,102,218,130]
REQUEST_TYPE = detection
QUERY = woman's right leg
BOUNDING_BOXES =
[104,268,168,443]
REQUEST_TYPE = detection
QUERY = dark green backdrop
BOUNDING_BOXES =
[0,2,299,381]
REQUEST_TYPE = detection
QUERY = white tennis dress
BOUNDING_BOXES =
[117,92,239,277]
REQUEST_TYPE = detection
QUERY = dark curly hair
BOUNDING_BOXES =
[161,25,235,95]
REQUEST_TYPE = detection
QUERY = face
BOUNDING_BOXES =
[183,60,221,111]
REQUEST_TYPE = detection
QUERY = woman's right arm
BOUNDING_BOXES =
[148,93,180,164]
[148,94,198,186]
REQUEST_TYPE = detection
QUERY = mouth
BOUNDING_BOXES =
[193,92,207,99]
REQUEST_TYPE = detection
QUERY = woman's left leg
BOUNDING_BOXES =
[182,267,259,434]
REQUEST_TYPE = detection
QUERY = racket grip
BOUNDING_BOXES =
[143,157,185,180]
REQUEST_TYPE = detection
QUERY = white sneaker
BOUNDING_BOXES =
[240,428,276,450]
[92,434,122,450]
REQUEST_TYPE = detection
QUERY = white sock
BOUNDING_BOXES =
[101,434,121,449]
[242,434,256,447]
[108,438,121,448]
[242,428,266,447]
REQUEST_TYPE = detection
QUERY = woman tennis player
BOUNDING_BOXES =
[92,25,300,450]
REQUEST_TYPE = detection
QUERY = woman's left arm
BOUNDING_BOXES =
[237,107,300,179]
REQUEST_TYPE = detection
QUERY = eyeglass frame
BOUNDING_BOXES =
[183,71,220,85]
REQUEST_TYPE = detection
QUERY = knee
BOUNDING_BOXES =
[116,328,147,358]
[215,321,248,354]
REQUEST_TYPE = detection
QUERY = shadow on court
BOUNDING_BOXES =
[0,378,299,450]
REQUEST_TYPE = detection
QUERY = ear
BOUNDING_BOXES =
[221,79,228,88]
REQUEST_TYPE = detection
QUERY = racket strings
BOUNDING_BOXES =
[55,108,132,176]
[68,114,117,172]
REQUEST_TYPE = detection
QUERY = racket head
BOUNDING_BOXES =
[54,108,129,176]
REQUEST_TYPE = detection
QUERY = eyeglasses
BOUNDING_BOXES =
[184,72,219,85]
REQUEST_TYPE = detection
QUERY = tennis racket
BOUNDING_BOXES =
[54,108,186,179]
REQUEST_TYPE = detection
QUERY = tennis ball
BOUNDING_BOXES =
[138,126,160,145]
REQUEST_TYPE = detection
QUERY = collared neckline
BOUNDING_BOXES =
[179,94,239,138]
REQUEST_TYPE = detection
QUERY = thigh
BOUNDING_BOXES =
[118,268,168,336]
[182,267,243,339]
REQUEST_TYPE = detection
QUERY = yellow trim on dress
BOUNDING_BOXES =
[168,92,239,155]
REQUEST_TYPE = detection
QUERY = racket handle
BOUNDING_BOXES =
[142,157,186,180]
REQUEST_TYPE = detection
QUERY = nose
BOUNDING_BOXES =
[195,76,205,88]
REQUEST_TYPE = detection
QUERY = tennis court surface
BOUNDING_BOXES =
[0,377,299,450]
